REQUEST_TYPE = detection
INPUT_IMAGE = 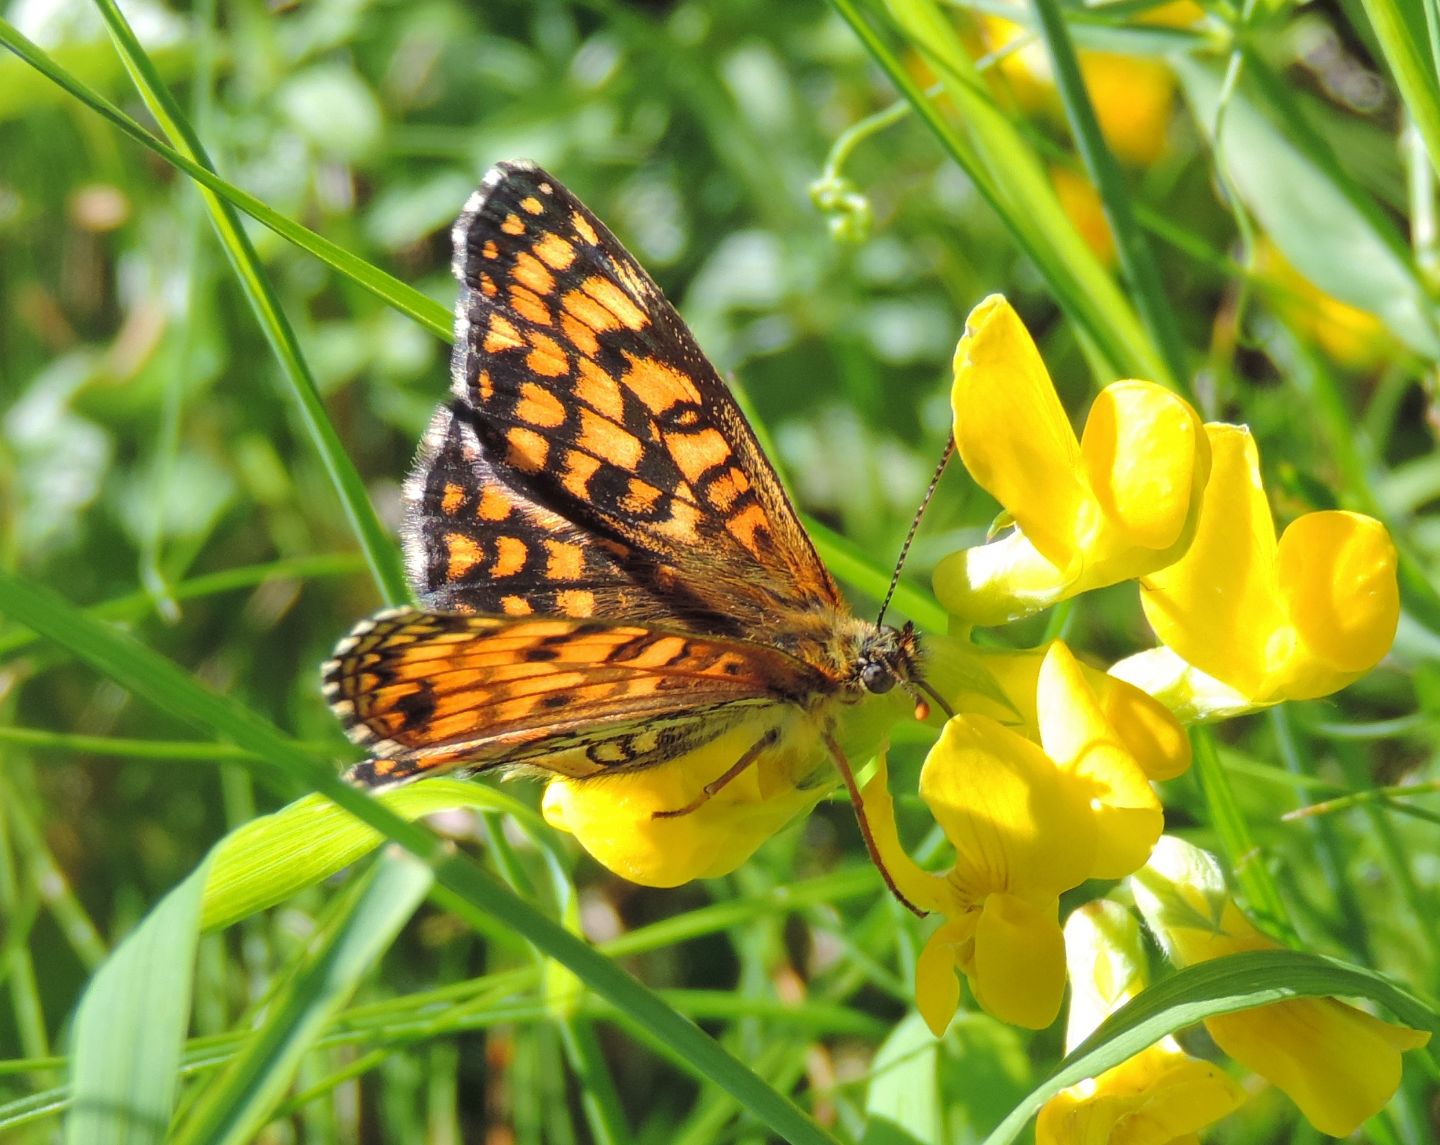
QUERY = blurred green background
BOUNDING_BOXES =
[2,0,1437,1140]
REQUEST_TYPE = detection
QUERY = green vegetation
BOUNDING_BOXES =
[2,0,1438,1140]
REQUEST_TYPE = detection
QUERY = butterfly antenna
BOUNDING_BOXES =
[875,436,954,629]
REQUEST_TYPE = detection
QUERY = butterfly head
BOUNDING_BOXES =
[854,620,953,724]
[855,621,920,695]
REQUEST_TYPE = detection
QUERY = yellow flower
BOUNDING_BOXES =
[1256,239,1399,371]
[1037,901,1246,1145]
[934,296,1210,625]
[978,3,1203,166]
[1050,165,1115,266]
[541,722,825,887]
[865,641,1174,1032]
[1116,424,1399,713]
[936,637,1191,787]
[1132,837,1431,1137]
[542,681,911,887]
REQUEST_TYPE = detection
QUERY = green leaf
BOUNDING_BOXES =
[865,1011,1030,1145]
[1176,55,1440,359]
[171,853,433,1145]
[64,860,210,1145]
[201,780,561,932]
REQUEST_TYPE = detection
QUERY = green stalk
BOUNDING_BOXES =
[1029,0,1192,398]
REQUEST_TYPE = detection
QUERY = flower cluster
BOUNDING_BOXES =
[542,293,1413,1137]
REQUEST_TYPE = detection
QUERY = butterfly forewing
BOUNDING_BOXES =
[436,159,843,631]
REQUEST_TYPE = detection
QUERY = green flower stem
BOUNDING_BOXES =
[831,0,1171,388]
[1028,0,1192,399]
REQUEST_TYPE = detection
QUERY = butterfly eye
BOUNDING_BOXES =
[860,661,895,694]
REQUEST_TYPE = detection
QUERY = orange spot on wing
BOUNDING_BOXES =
[582,275,648,331]
[517,381,567,427]
[575,359,626,420]
[519,196,544,215]
[441,482,465,515]
[534,233,576,270]
[727,502,771,558]
[561,449,601,500]
[668,426,730,484]
[493,536,528,577]
[555,589,596,616]
[561,288,621,339]
[657,499,702,543]
[623,352,703,412]
[561,313,600,357]
[505,426,549,472]
[482,240,500,260]
[620,635,688,668]
[578,408,643,467]
[501,213,525,236]
[476,370,494,401]
[621,478,662,515]
[526,332,571,378]
[543,539,584,579]
[446,533,481,578]
[478,273,498,297]
[477,487,513,521]
[509,285,553,327]
[484,313,523,352]
[501,595,533,616]
[571,210,599,245]
[513,252,555,296]
[706,467,750,510]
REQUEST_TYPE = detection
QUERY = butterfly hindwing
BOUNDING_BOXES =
[442,160,844,630]
[323,608,824,784]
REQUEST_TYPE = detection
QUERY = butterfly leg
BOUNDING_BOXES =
[821,731,927,918]
[651,727,781,820]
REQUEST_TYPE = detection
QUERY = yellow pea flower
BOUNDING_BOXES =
[864,641,1172,1032]
[541,722,826,887]
[542,682,910,887]
[1132,837,1431,1137]
[1256,239,1399,372]
[978,3,1203,167]
[1037,900,1246,1144]
[1118,424,1399,713]
[934,296,1210,626]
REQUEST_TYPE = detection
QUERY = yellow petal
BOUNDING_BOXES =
[916,916,976,1036]
[1096,673,1192,781]
[1080,380,1208,555]
[971,891,1067,1028]
[951,295,1089,573]
[857,755,952,916]
[1039,1047,1245,1145]
[1063,901,1148,1050]
[1276,510,1399,694]
[1140,425,1283,698]
[1037,643,1163,879]
[541,723,822,887]
[1207,998,1430,1137]
[920,714,1096,899]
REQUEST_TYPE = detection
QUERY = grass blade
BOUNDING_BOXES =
[63,860,209,1145]
[1028,0,1191,396]
[982,949,1439,1144]
[170,853,433,1145]
[86,0,408,604]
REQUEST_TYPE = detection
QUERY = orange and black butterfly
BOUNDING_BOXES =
[323,160,939,897]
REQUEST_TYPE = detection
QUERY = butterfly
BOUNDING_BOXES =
[322,160,941,907]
